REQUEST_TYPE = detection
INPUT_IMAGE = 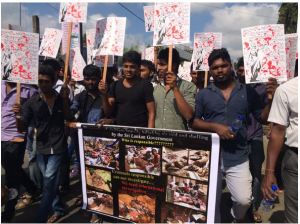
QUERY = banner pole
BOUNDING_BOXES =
[168,45,173,72]
[102,55,109,82]
[64,22,73,84]
[204,71,208,88]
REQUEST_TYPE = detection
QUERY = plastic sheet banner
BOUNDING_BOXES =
[78,124,220,223]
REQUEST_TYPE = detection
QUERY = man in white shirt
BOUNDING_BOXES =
[261,76,298,223]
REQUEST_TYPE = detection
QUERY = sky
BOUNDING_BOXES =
[1,2,283,61]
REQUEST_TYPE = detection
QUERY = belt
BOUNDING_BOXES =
[286,145,298,155]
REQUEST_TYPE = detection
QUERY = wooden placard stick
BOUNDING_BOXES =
[63,22,73,84]
[102,55,109,82]
[154,46,159,67]
[168,45,173,72]
[204,71,208,88]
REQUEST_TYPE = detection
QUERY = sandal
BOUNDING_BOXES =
[47,213,64,223]
[90,214,102,223]
[15,192,33,210]
[253,212,262,223]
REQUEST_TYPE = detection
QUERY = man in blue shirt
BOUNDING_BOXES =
[192,48,277,222]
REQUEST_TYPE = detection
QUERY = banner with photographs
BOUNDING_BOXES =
[78,124,220,223]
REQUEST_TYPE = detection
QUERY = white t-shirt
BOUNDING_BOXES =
[268,77,298,148]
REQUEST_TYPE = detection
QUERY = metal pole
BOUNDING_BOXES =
[20,3,21,27]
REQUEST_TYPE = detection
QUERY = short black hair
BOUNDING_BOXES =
[122,51,141,67]
[141,60,155,72]
[236,57,244,69]
[208,48,231,67]
[38,64,56,82]
[42,58,61,72]
[83,64,101,79]
[157,48,181,70]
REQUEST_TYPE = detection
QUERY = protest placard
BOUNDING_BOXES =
[1,29,39,84]
[285,33,298,79]
[39,28,63,58]
[191,33,222,71]
[71,48,86,81]
[78,124,220,223]
[59,3,88,23]
[94,17,126,57]
[61,22,81,55]
[153,3,190,46]
[86,29,114,67]
[242,24,287,83]
[144,5,154,32]
[178,61,192,82]
[142,47,155,63]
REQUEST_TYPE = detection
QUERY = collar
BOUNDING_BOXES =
[158,76,181,87]
[208,80,242,92]
[38,90,58,101]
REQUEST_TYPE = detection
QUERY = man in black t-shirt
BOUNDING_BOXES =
[104,51,155,128]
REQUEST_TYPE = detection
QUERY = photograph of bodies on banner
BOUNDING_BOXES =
[83,136,120,170]
[87,190,113,215]
[124,145,161,176]
[166,175,207,212]
[162,147,209,181]
[118,190,156,223]
[86,166,112,193]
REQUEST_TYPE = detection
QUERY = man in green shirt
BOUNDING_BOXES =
[154,48,196,130]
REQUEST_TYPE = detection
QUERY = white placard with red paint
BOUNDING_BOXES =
[94,17,126,56]
[61,22,81,55]
[86,29,114,67]
[39,28,63,58]
[59,3,87,23]
[178,61,192,82]
[71,49,86,81]
[242,24,287,83]
[144,5,154,32]
[285,33,298,79]
[153,3,190,46]
[142,47,155,63]
[191,33,222,71]
[1,29,39,84]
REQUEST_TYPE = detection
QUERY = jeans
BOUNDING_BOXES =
[248,138,264,211]
[215,159,252,222]
[282,147,298,223]
[36,152,65,222]
[67,130,80,168]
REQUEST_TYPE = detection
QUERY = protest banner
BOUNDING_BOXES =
[144,5,154,32]
[86,29,114,67]
[191,33,222,71]
[242,24,287,84]
[39,28,63,58]
[59,3,88,23]
[178,61,192,82]
[285,33,298,79]
[1,29,39,85]
[78,124,220,223]
[142,47,155,63]
[153,3,190,46]
[71,48,86,81]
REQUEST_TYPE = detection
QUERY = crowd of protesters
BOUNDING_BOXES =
[1,47,298,223]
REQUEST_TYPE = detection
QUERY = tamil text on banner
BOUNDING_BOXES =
[1,29,39,84]
[242,24,287,83]
[94,17,126,57]
[86,29,114,67]
[191,33,222,71]
[144,5,154,32]
[39,28,63,58]
[78,124,220,223]
[285,33,298,79]
[61,22,81,55]
[71,48,86,81]
[178,61,192,82]
[153,3,190,46]
[142,47,155,63]
[59,3,87,23]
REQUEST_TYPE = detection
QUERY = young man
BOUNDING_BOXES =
[140,59,155,81]
[14,64,73,223]
[192,48,277,222]
[1,81,38,222]
[106,51,155,128]
[154,48,196,130]
[190,63,206,92]
[262,76,298,223]
[235,57,267,222]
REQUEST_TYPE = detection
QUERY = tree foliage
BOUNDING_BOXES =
[277,3,298,34]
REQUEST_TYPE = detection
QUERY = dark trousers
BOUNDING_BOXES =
[1,141,37,220]
[282,146,298,223]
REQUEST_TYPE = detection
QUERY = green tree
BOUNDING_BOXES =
[277,3,298,34]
